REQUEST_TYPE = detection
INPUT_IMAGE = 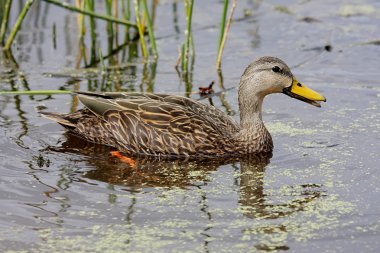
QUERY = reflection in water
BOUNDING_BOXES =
[48,134,247,188]
[172,2,181,39]
[42,133,325,250]
[240,159,322,220]
[141,61,157,92]
[214,68,235,116]
[1,50,30,149]
[48,134,322,213]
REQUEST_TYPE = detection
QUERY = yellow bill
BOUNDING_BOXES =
[283,78,326,107]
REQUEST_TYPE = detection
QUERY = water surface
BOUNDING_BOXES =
[0,0,380,252]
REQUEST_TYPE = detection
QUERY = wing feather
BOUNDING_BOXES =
[57,92,240,157]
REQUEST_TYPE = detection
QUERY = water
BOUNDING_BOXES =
[0,0,380,252]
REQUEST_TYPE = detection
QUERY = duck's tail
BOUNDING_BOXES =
[39,111,76,129]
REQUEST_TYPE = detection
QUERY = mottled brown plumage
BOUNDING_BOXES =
[41,57,326,158]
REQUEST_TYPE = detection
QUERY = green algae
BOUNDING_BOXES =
[266,121,317,136]
[340,4,379,17]
[274,6,293,15]
[33,195,353,253]
[27,154,357,253]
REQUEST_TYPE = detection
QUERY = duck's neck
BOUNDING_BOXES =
[237,93,273,153]
[239,94,264,129]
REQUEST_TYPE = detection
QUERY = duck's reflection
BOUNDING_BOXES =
[51,133,322,220]
[239,159,322,219]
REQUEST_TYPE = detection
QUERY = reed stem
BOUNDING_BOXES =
[216,0,236,70]
[105,0,115,58]
[113,0,119,47]
[141,0,157,59]
[77,0,86,37]
[43,0,137,28]
[121,0,131,42]
[105,0,114,36]
[0,0,12,45]
[181,43,185,70]
[85,0,96,65]
[134,0,148,59]
[3,0,34,51]
[86,0,96,39]
[99,48,106,74]
[218,0,229,52]
[76,0,87,66]
[183,0,194,73]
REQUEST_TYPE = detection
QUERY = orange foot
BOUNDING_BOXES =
[110,151,136,168]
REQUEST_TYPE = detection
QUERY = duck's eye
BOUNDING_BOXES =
[272,66,281,73]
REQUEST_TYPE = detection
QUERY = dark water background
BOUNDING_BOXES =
[0,0,379,252]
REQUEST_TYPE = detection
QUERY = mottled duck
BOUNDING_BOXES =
[41,56,326,158]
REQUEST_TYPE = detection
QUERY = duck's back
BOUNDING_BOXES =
[41,92,240,157]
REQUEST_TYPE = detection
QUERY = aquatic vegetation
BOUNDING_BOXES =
[1,0,234,70]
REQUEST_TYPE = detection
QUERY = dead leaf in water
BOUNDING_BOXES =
[198,81,215,96]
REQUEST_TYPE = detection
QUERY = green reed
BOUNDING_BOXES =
[86,0,97,65]
[78,0,88,66]
[99,48,106,74]
[3,0,34,50]
[134,0,148,59]
[182,0,194,73]
[142,0,157,59]
[216,0,237,70]
[105,0,116,63]
[112,0,120,48]
[121,0,131,43]
[1,0,235,65]
[0,0,12,45]
[0,0,240,96]
[43,0,137,27]
[218,0,229,53]
[105,0,114,39]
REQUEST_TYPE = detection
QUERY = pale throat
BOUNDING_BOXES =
[235,82,274,153]
[238,93,265,130]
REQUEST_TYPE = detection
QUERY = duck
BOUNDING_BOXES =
[41,56,326,158]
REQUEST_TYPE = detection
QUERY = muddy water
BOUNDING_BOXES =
[1,0,380,252]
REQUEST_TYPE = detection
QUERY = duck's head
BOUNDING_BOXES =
[238,56,326,107]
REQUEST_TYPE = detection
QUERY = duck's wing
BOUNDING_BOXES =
[75,92,238,157]
[75,91,240,133]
